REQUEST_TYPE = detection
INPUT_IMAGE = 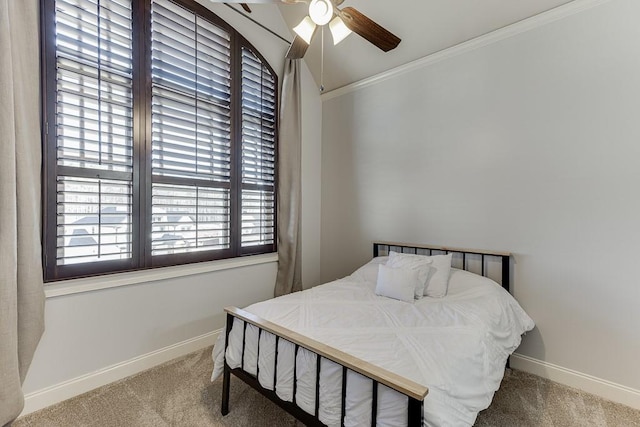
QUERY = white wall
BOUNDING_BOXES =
[321,0,640,397]
[23,262,276,393]
[22,2,323,410]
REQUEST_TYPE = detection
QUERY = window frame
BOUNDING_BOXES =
[40,0,278,282]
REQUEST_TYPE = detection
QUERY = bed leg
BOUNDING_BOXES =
[221,313,234,416]
[221,363,231,415]
[408,397,423,427]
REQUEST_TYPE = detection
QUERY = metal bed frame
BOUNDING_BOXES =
[221,241,512,426]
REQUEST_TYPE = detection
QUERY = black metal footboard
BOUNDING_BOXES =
[221,307,428,427]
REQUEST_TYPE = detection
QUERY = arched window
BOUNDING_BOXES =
[41,0,278,280]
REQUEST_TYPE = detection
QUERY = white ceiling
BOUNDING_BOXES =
[275,0,575,92]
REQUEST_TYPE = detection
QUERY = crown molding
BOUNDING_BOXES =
[321,0,614,101]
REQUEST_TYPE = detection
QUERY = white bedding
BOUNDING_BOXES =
[211,265,534,426]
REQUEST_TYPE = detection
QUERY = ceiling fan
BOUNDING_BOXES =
[214,0,401,59]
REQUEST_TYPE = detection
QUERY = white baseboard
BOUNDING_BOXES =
[20,329,222,417]
[510,353,640,410]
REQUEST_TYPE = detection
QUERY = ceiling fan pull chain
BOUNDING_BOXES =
[320,25,325,93]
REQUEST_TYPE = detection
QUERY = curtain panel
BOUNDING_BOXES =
[274,59,302,297]
[0,0,45,424]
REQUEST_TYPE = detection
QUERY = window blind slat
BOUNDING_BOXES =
[56,176,133,265]
[241,189,275,247]
[52,0,135,266]
[240,47,276,247]
[151,184,231,255]
[150,0,234,250]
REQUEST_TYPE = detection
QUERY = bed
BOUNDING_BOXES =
[211,242,534,426]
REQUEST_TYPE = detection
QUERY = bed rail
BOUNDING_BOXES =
[221,306,428,426]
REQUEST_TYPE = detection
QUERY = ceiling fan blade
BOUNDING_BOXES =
[240,3,252,12]
[286,34,312,59]
[337,7,401,52]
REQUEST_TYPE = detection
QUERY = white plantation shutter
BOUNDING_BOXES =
[241,47,276,249]
[150,0,232,256]
[150,0,231,181]
[151,184,230,255]
[43,0,277,280]
[52,0,134,267]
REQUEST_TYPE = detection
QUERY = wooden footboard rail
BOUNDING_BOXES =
[221,306,429,427]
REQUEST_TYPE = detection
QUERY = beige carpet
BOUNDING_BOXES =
[14,347,640,426]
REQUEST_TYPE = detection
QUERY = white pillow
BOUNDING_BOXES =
[388,251,452,298]
[386,251,432,298]
[375,264,419,303]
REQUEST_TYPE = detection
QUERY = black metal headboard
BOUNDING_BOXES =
[373,242,512,293]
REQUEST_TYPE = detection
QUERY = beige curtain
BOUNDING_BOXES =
[0,0,46,425]
[274,59,302,297]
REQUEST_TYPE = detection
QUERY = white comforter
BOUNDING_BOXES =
[212,266,534,426]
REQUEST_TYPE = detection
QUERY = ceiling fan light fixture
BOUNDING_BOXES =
[309,0,333,26]
[329,16,351,45]
[293,16,317,44]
